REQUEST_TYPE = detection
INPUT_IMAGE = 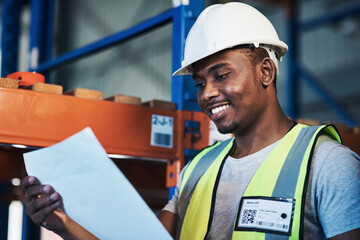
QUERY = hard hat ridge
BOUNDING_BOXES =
[173,2,288,76]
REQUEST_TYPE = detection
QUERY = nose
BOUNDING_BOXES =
[200,82,220,102]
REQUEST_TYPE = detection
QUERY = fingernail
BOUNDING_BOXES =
[28,177,34,184]
[50,192,59,201]
[43,185,51,193]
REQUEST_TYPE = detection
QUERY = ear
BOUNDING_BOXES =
[260,57,276,88]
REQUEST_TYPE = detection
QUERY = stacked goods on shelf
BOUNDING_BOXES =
[65,88,103,100]
[24,83,63,95]
[0,78,18,88]
[1,73,175,107]
[105,94,141,105]
[142,99,177,110]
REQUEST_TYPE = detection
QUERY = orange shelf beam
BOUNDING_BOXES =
[0,87,178,159]
[0,87,210,187]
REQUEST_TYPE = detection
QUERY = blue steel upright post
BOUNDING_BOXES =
[0,183,10,240]
[171,1,203,112]
[0,0,23,77]
[0,0,23,238]
[170,0,204,199]
[29,0,55,81]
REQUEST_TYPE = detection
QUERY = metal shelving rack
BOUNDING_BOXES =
[0,86,211,239]
[1,1,207,238]
[3,0,358,123]
[284,0,360,126]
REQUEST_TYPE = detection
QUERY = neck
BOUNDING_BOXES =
[231,105,293,159]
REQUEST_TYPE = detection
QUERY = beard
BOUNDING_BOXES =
[215,121,238,134]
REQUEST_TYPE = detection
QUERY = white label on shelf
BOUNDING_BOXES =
[151,115,173,148]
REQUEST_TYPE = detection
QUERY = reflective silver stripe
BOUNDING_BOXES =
[265,126,321,240]
[177,138,233,240]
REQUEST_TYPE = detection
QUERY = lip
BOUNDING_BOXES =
[206,103,230,121]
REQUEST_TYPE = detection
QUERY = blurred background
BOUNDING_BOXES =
[1,0,359,239]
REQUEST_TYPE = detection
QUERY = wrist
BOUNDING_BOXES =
[52,210,72,238]
[54,212,99,240]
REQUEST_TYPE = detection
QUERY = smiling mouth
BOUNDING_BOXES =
[210,104,230,115]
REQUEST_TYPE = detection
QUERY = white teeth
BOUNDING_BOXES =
[211,104,229,115]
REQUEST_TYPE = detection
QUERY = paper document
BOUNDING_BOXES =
[24,127,173,240]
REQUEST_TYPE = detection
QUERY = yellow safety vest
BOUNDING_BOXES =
[177,124,341,240]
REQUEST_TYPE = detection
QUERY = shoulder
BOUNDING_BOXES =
[312,134,360,192]
[313,134,359,176]
[311,134,360,238]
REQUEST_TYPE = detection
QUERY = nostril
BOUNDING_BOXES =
[206,88,219,99]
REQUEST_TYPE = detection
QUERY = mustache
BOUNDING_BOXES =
[203,99,230,109]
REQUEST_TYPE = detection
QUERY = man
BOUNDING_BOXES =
[22,2,360,240]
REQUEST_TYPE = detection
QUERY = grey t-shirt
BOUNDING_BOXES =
[162,135,360,239]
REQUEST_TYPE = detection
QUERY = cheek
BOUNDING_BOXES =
[224,83,244,100]
[225,85,241,94]
[197,90,204,107]
[225,82,256,111]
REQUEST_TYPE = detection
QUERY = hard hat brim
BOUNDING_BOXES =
[173,41,288,76]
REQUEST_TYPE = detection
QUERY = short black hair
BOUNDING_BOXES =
[232,45,269,66]
[233,45,277,89]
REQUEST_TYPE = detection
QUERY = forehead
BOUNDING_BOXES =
[192,49,251,76]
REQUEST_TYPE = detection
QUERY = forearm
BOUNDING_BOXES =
[158,210,177,238]
[53,210,99,240]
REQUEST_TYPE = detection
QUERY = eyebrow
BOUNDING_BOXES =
[208,63,228,72]
[192,63,229,80]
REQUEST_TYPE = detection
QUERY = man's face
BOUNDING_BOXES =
[192,49,266,134]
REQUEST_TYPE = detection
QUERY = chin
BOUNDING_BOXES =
[216,122,237,134]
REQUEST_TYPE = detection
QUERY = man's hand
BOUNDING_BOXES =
[21,176,99,239]
[21,176,66,233]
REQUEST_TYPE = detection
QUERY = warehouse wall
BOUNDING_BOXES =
[297,0,360,123]
[50,0,173,102]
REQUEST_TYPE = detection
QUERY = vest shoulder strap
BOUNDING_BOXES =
[177,138,234,239]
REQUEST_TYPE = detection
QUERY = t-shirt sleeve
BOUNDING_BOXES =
[315,139,360,238]
[161,165,188,215]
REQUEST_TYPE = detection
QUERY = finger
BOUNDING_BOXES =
[24,184,55,204]
[25,192,60,217]
[27,191,61,216]
[49,192,64,211]
[30,200,61,226]
[21,176,41,190]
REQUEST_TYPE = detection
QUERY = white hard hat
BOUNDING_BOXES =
[173,2,288,76]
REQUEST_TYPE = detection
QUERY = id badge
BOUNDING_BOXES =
[234,197,295,235]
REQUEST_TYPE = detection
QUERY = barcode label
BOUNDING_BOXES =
[151,115,173,148]
[235,197,294,235]
[154,133,171,146]
[256,221,289,230]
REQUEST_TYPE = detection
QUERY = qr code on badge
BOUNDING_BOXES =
[241,209,257,224]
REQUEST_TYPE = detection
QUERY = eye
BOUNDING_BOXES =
[215,73,229,81]
[195,81,205,88]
